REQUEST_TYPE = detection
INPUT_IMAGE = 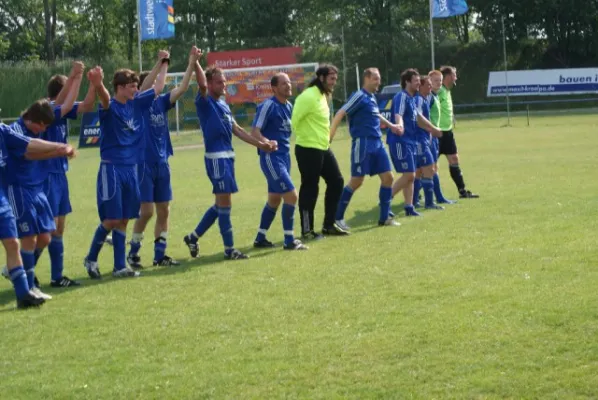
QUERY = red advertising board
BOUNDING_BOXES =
[207,47,302,69]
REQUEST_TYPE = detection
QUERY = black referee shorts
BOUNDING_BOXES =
[438,130,458,155]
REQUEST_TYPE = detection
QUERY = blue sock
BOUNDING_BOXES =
[255,203,278,242]
[154,236,167,262]
[217,207,234,254]
[48,236,64,281]
[129,239,142,256]
[9,266,29,299]
[34,247,43,266]
[379,186,392,223]
[335,186,354,221]
[112,229,127,272]
[282,203,296,246]
[193,205,218,239]
[21,250,35,289]
[87,224,109,262]
[433,173,447,202]
[413,178,422,204]
[422,178,435,207]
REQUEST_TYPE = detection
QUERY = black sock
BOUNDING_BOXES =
[449,164,466,191]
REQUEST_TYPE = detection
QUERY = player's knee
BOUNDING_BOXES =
[102,220,120,231]
[380,172,393,187]
[349,177,364,190]
[267,195,282,209]
[140,207,154,221]
[448,154,459,165]
[37,233,51,249]
[155,204,170,221]
[284,190,298,205]
[53,220,65,236]
[2,238,20,256]
[405,172,416,182]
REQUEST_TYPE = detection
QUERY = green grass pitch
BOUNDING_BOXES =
[1,114,597,399]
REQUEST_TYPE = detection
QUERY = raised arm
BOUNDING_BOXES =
[194,56,208,97]
[170,47,201,103]
[54,62,78,105]
[60,61,85,118]
[89,67,110,109]
[78,82,97,113]
[139,49,170,93]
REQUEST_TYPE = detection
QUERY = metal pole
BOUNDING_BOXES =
[356,63,360,90]
[137,0,143,72]
[175,76,181,135]
[502,16,510,126]
[526,104,530,126]
[341,26,347,101]
[429,0,435,70]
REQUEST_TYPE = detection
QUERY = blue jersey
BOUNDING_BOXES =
[0,123,31,189]
[45,102,79,173]
[415,93,431,143]
[6,118,55,187]
[195,94,234,154]
[99,89,155,165]
[342,89,382,140]
[387,90,418,144]
[141,92,175,164]
[252,96,292,156]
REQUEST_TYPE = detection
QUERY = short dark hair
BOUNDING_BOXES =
[21,99,55,125]
[420,75,430,85]
[47,74,67,99]
[440,66,456,77]
[363,67,379,80]
[308,64,338,94]
[112,69,139,92]
[400,68,420,89]
[205,66,224,82]
[138,72,150,89]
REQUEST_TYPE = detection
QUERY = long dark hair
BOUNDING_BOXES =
[309,64,338,95]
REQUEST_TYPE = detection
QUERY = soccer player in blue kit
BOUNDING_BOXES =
[2,100,77,307]
[37,62,97,287]
[83,50,170,279]
[250,72,308,251]
[412,75,445,210]
[183,64,277,260]
[329,67,403,229]
[6,69,82,300]
[388,69,442,216]
[126,47,201,269]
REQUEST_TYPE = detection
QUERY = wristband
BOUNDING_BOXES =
[161,58,170,65]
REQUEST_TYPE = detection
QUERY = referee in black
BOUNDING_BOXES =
[291,64,348,240]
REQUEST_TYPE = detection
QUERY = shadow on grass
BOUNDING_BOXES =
[0,243,280,308]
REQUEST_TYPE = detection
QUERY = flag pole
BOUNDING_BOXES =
[501,16,511,127]
[136,0,143,72]
[429,0,435,70]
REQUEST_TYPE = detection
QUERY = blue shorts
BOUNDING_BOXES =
[431,137,439,162]
[388,141,416,173]
[260,153,294,194]
[96,163,140,221]
[139,162,173,203]
[415,141,434,168]
[7,185,55,238]
[351,137,391,177]
[205,157,238,194]
[0,193,18,240]
[44,172,72,217]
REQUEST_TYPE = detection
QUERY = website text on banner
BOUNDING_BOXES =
[433,0,469,18]
[207,47,302,69]
[487,68,598,97]
[139,0,175,41]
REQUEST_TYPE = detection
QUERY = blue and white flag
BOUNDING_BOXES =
[139,0,175,41]
[433,0,469,18]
